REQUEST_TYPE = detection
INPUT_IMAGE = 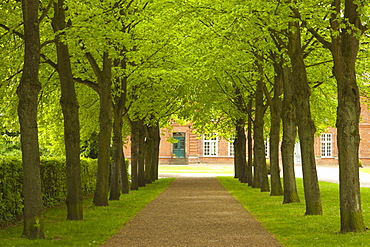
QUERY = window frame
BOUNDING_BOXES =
[321,133,333,158]
[203,133,218,157]
[228,136,235,157]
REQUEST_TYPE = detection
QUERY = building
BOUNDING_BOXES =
[313,104,370,165]
[123,122,234,164]
[123,106,370,165]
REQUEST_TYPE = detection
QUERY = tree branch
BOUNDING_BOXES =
[307,28,332,51]
[73,77,100,94]
[39,0,53,23]
[85,52,103,83]
[0,23,24,39]
[40,53,58,70]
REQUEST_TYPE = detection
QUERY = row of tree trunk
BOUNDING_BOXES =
[233,23,321,219]
[233,0,366,233]
[129,119,161,190]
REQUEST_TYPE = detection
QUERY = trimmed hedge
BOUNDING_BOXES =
[0,156,97,225]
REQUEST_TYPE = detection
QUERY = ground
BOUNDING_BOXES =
[102,176,282,247]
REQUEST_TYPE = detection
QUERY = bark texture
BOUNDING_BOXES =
[253,75,269,192]
[235,119,247,183]
[19,0,44,238]
[138,120,146,187]
[330,0,365,232]
[110,106,124,200]
[247,97,254,186]
[130,120,139,190]
[93,53,113,206]
[269,61,284,196]
[288,21,322,215]
[281,66,300,204]
[151,125,161,181]
[52,0,83,220]
[144,122,160,184]
[110,71,129,199]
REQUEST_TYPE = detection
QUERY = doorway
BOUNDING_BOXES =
[173,132,185,158]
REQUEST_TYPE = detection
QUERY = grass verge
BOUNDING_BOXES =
[218,176,370,247]
[0,178,174,246]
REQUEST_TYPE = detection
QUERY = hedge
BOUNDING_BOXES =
[0,156,97,225]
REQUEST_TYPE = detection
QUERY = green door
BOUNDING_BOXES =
[173,133,185,158]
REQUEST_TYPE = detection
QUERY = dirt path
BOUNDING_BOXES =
[102,177,282,247]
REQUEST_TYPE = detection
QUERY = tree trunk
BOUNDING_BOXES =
[18,0,44,238]
[109,105,124,200]
[269,61,284,196]
[281,65,300,204]
[288,21,322,215]
[152,125,161,181]
[330,0,365,232]
[144,124,153,184]
[234,144,240,179]
[247,96,254,186]
[130,120,139,190]
[120,151,129,194]
[144,121,160,183]
[138,120,146,187]
[52,0,83,220]
[235,119,247,183]
[93,53,112,206]
[253,74,269,192]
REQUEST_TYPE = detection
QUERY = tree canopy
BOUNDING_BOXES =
[0,0,369,237]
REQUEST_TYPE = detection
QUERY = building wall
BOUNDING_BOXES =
[123,105,370,165]
[313,105,370,165]
[123,122,234,164]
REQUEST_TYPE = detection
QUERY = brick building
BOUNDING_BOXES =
[123,122,235,164]
[123,106,370,165]
[312,105,370,165]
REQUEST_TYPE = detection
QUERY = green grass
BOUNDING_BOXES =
[158,164,234,174]
[0,178,174,246]
[218,176,370,247]
[360,167,370,174]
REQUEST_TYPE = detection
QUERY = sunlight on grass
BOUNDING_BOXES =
[361,168,370,174]
[0,178,174,246]
[219,177,370,247]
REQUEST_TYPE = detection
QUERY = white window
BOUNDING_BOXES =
[204,134,218,156]
[228,136,235,157]
[321,133,332,158]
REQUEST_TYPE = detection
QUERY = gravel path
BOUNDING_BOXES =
[102,177,282,247]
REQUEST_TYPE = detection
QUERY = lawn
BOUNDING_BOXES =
[219,176,370,247]
[3,165,370,247]
[0,178,174,246]
[361,167,370,174]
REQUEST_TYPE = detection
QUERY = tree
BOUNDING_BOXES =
[110,71,129,199]
[18,0,44,238]
[309,0,368,232]
[52,0,83,220]
[288,18,322,215]
[246,96,254,186]
[91,52,113,206]
[282,69,301,204]
[253,60,269,192]
[269,54,284,196]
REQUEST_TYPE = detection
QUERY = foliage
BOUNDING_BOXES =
[0,156,22,224]
[0,156,97,226]
[0,178,174,246]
